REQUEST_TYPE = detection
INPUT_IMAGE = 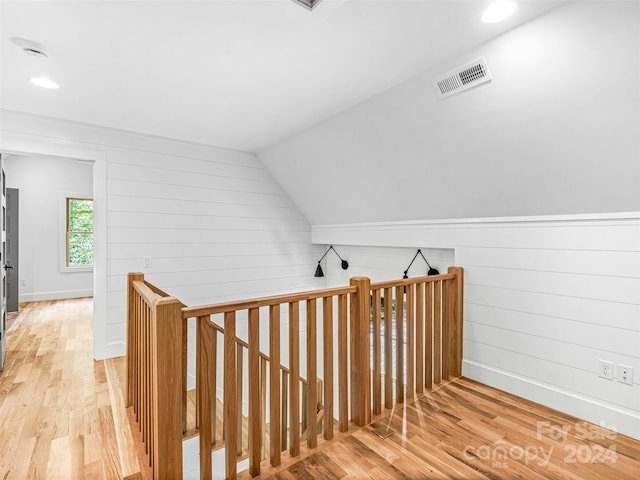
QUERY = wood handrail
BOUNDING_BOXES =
[144,279,172,299]
[370,272,455,290]
[182,285,356,319]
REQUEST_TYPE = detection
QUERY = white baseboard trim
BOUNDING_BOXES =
[19,289,94,303]
[94,340,126,361]
[463,359,640,441]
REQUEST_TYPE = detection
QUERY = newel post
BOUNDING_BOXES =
[448,266,464,377]
[350,276,371,427]
[126,272,144,407]
[151,297,184,480]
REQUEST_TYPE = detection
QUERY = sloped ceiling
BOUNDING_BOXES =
[258,2,640,224]
[1,0,563,152]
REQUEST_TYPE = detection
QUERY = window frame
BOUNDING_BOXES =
[59,192,94,273]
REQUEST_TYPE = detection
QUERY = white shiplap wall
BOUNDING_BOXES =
[1,110,323,359]
[312,213,640,440]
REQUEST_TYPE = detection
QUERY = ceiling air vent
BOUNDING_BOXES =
[291,0,323,11]
[433,57,492,99]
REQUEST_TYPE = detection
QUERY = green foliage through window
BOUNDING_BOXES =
[67,198,94,267]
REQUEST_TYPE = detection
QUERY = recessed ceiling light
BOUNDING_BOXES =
[30,77,59,89]
[482,1,517,23]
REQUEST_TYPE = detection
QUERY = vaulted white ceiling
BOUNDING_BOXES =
[0,0,564,152]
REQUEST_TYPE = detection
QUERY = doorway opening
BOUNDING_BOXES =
[4,154,95,306]
[0,139,107,361]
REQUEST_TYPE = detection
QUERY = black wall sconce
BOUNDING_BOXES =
[403,249,439,279]
[314,246,348,277]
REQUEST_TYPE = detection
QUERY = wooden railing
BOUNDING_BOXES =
[183,283,359,479]
[191,321,324,458]
[125,273,184,480]
[126,267,463,480]
[369,266,464,415]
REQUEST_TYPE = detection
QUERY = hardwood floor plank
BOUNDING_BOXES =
[104,356,142,478]
[0,298,147,480]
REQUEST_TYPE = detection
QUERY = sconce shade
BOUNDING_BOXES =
[313,245,348,277]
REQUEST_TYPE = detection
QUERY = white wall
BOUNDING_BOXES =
[4,154,94,302]
[258,1,640,225]
[313,214,640,440]
[0,110,324,359]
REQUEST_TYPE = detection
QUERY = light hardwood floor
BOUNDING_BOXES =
[0,298,148,480]
[2,298,640,479]
[248,376,640,479]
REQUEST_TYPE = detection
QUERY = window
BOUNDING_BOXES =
[66,198,94,267]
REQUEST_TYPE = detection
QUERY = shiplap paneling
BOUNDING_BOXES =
[1,110,323,359]
[312,213,640,440]
[465,303,639,358]
[465,284,639,332]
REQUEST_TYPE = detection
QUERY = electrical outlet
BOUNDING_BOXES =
[618,364,633,385]
[19,279,27,286]
[599,360,614,380]
[142,257,152,269]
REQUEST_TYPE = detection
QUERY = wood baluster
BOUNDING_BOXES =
[426,281,433,390]
[442,280,449,382]
[134,294,139,420]
[395,285,404,404]
[316,379,324,433]
[306,299,317,448]
[194,317,200,432]
[337,294,348,432]
[384,287,393,409]
[322,296,334,440]
[198,316,213,480]
[141,298,145,425]
[449,266,464,377]
[236,344,244,457]
[281,370,288,453]
[301,381,308,437]
[415,282,424,394]
[212,330,217,446]
[126,272,143,408]
[260,357,267,461]
[248,307,260,476]
[143,303,148,452]
[269,305,281,466]
[182,317,188,434]
[406,283,415,399]
[434,280,442,386]
[224,311,237,480]
[139,300,144,438]
[442,279,454,381]
[289,301,300,456]
[372,289,382,415]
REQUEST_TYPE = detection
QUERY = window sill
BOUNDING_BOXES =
[61,266,93,274]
